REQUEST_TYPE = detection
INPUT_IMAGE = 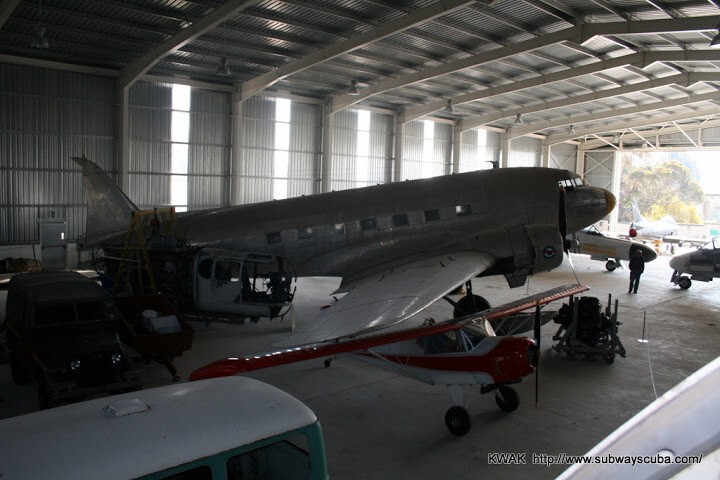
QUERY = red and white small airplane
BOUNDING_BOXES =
[190,283,588,435]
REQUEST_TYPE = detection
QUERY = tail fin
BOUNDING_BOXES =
[631,200,645,224]
[73,156,137,247]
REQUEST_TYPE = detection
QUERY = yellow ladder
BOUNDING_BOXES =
[112,207,176,296]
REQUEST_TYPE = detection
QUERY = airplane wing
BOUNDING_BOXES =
[189,283,589,381]
[274,251,495,347]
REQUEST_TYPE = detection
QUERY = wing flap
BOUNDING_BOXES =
[274,251,495,347]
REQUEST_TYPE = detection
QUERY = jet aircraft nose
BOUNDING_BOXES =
[564,187,616,234]
[629,242,657,262]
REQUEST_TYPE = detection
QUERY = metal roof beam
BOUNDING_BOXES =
[509,92,720,137]
[672,120,698,147]
[0,0,20,30]
[119,0,263,88]
[464,72,720,130]
[406,49,720,122]
[549,106,720,145]
[239,0,479,100]
[340,16,720,114]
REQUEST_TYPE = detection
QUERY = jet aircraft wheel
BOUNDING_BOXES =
[678,277,691,289]
[453,294,491,318]
[605,260,617,272]
[495,386,520,413]
[445,406,471,436]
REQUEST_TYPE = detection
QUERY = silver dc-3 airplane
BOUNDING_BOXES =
[75,156,614,336]
[76,156,614,434]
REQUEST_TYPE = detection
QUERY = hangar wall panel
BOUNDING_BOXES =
[458,128,499,172]
[509,136,541,167]
[330,109,393,191]
[549,143,577,171]
[239,97,320,203]
[401,120,452,181]
[0,63,115,244]
[583,151,615,191]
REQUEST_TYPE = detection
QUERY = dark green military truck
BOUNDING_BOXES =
[4,271,143,408]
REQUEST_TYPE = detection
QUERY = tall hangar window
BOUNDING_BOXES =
[171,84,191,212]
[273,98,291,200]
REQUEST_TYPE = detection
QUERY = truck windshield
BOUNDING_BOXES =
[35,300,116,326]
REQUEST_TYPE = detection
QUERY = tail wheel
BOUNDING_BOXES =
[453,294,490,318]
[445,406,471,436]
[495,386,520,413]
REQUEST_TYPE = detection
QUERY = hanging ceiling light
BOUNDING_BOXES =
[444,99,454,113]
[710,26,720,47]
[348,80,360,95]
[216,57,231,76]
[31,0,49,49]
[514,113,522,124]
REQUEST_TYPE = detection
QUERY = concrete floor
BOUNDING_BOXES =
[1,248,719,479]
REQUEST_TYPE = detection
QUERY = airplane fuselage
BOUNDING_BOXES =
[171,168,611,286]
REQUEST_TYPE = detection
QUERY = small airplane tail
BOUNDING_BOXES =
[631,200,645,224]
[73,156,138,247]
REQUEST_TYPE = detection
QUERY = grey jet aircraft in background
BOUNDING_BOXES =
[74,156,614,340]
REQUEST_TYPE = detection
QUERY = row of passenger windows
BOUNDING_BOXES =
[266,204,472,245]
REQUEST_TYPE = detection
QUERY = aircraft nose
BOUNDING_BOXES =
[564,187,616,233]
[629,242,657,262]
[669,252,689,271]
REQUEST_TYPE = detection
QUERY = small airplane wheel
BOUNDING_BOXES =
[453,294,490,318]
[445,406,471,436]
[324,359,332,368]
[678,277,691,289]
[605,260,617,272]
[495,386,520,413]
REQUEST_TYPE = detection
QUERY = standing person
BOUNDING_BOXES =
[628,249,645,294]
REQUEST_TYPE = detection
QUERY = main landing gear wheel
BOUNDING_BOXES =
[453,294,491,318]
[605,260,617,271]
[445,405,472,436]
[495,386,520,413]
[678,276,692,289]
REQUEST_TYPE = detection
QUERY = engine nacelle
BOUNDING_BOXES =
[504,224,564,287]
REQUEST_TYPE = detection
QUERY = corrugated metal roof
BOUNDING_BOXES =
[2,0,720,147]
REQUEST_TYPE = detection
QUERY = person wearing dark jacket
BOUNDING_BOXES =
[628,249,646,294]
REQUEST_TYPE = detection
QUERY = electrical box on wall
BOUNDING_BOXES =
[37,216,67,271]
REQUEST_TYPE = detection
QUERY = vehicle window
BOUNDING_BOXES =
[266,232,281,244]
[154,465,212,480]
[76,300,115,322]
[424,209,440,222]
[455,204,471,217]
[360,217,377,231]
[331,223,345,235]
[297,227,313,240]
[215,261,240,282]
[227,434,311,480]
[35,303,75,326]
[198,259,212,279]
[392,213,408,226]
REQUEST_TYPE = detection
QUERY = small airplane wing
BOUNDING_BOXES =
[189,283,589,381]
[275,251,495,347]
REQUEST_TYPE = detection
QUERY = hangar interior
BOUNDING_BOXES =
[2,1,720,479]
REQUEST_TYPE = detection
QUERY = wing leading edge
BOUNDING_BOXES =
[189,283,589,381]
